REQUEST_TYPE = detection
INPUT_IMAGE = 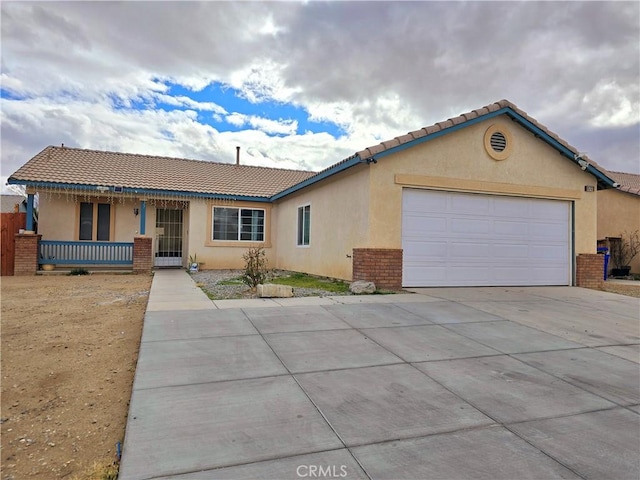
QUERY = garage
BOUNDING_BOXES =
[402,189,571,287]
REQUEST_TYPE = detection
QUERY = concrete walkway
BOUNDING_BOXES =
[120,270,640,480]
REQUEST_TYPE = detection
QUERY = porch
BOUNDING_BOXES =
[14,234,153,275]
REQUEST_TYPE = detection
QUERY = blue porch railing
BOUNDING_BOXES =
[39,240,134,265]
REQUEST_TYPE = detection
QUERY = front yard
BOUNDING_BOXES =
[190,270,353,299]
[1,274,152,479]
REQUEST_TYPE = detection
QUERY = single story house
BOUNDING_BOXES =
[597,171,640,274]
[8,99,621,288]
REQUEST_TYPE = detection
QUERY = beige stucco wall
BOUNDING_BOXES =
[273,165,370,280]
[38,195,76,240]
[597,189,640,273]
[37,194,149,242]
[367,115,598,256]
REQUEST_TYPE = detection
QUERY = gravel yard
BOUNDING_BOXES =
[190,270,640,299]
[190,269,355,299]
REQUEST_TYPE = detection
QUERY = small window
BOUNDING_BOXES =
[297,204,310,246]
[213,207,264,242]
[79,202,93,240]
[79,202,111,241]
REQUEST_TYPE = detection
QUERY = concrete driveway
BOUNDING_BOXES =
[119,270,640,480]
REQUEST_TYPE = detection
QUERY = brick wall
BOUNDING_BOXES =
[576,253,604,290]
[352,248,403,290]
[14,233,41,276]
[133,236,153,274]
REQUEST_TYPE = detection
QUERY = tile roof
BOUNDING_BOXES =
[290,99,616,198]
[602,170,640,196]
[0,194,26,213]
[9,146,316,198]
[354,99,610,176]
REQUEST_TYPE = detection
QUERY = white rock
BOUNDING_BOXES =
[350,280,376,294]
[257,284,294,298]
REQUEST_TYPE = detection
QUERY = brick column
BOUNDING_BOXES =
[576,253,604,290]
[14,233,41,276]
[352,248,403,290]
[133,236,153,274]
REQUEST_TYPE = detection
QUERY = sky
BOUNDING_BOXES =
[1,1,639,195]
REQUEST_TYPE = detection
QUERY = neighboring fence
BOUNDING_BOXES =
[39,240,134,265]
[1,212,26,275]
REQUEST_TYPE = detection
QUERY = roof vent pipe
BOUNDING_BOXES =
[236,146,240,166]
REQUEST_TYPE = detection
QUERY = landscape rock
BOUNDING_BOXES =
[257,284,294,298]
[350,280,376,294]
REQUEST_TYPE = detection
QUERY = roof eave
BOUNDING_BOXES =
[504,110,618,189]
[356,107,619,190]
[270,155,366,201]
[7,179,273,203]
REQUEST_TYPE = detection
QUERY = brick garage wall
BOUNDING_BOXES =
[14,233,41,276]
[133,236,153,274]
[576,253,604,290]
[352,248,403,290]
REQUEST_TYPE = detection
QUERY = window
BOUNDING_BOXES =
[213,207,264,241]
[297,204,310,246]
[79,202,111,241]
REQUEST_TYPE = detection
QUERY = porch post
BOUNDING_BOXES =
[140,200,146,235]
[26,193,35,232]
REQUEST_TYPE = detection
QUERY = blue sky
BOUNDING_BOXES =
[114,81,347,138]
[1,1,639,193]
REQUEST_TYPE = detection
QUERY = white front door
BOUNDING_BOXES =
[402,189,571,287]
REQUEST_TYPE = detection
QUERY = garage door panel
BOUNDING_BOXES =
[405,241,448,258]
[494,220,530,235]
[451,218,491,234]
[451,195,490,212]
[493,201,528,217]
[529,222,567,240]
[530,202,568,220]
[402,189,570,287]
[403,192,447,211]
[496,243,529,258]
[451,242,491,257]
[530,244,567,260]
[405,215,447,235]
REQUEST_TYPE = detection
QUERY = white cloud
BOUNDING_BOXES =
[1,0,639,196]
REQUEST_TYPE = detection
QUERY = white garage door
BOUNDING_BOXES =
[402,189,571,287]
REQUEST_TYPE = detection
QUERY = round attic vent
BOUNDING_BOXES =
[484,125,513,160]
[490,131,507,152]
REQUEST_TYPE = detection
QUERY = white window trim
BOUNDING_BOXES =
[212,206,266,242]
[297,203,311,247]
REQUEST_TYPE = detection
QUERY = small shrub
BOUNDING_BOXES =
[609,230,640,269]
[69,268,89,276]
[242,246,269,288]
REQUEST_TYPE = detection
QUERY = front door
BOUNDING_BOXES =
[154,209,183,267]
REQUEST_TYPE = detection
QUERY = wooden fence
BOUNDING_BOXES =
[1,212,26,276]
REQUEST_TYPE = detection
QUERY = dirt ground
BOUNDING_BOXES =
[601,281,640,298]
[1,274,152,480]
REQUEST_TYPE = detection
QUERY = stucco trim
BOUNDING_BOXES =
[395,174,583,200]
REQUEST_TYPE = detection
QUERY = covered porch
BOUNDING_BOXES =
[14,190,159,275]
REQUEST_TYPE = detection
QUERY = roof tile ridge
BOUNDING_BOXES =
[47,145,314,174]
